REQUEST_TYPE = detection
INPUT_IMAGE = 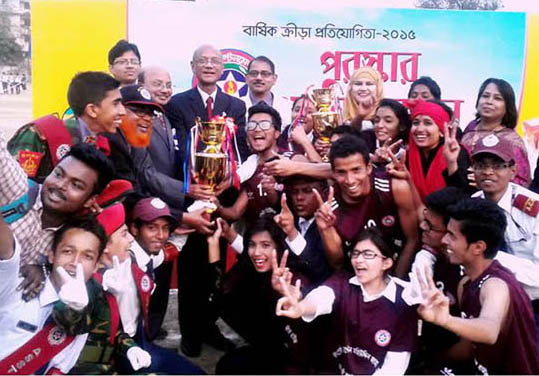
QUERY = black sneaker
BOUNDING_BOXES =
[180,337,202,357]
[204,327,236,352]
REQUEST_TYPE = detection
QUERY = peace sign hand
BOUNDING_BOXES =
[416,265,450,326]
[274,194,296,237]
[57,263,89,311]
[442,119,461,166]
[276,277,303,319]
[386,149,410,180]
[271,249,292,295]
[370,138,403,164]
[313,186,337,231]
[102,255,132,296]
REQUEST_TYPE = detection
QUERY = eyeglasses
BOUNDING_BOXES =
[473,161,513,172]
[246,120,273,131]
[247,70,273,78]
[349,249,386,260]
[422,209,446,233]
[113,58,141,66]
[194,58,222,66]
[127,106,154,118]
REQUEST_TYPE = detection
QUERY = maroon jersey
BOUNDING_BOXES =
[243,163,280,223]
[321,271,418,374]
[334,171,403,251]
[461,260,539,375]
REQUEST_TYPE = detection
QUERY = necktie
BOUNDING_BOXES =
[298,218,310,236]
[206,96,213,120]
[146,259,155,281]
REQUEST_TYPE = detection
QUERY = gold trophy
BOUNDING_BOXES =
[311,88,340,161]
[192,117,228,210]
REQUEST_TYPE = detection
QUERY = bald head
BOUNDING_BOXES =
[139,65,172,105]
[191,44,224,90]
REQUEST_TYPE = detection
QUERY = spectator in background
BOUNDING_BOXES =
[108,39,142,87]
[408,76,442,101]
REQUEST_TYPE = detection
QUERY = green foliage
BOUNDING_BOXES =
[0,10,24,66]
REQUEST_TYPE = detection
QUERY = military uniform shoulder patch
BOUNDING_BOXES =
[513,194,539,217]
[18,150,43,177]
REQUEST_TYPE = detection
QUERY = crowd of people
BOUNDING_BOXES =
[1,71,28,95]
[1,37,539,374]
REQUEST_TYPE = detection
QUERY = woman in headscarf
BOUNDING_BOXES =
[343,66,384,131]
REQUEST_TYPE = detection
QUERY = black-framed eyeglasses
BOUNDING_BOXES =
[246,120,273,131]
[113,58,140,66]
[247,70,273,78]
[127,105,154,118]
[422,209,446,233]
[472,161,513,172]
[349,249,386,260]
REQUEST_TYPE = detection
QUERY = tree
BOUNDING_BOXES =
[415,0,503,10]
[0,7,24,66]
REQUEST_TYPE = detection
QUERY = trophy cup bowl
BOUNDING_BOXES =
[313,111,339,143]
[311,88,334,112]
[194,152,227,190]
[196,117,226,153]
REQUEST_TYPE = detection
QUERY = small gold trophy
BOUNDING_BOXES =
[193,117,228,210]
[311,88,340,161]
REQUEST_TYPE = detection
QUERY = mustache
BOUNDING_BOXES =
[48,187,66,201]
[121,116,152,148]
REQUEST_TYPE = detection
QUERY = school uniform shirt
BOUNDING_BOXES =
[301,272,417,375]
[0,239,88,373]
[460,260,539,374]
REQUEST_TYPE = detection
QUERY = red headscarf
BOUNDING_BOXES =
[405,100,451,201]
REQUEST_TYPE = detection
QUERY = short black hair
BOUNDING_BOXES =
[408,76,442,100]
[61,143,115,195]
[425,187,468,225]
[52,216,108,259]
[447,198,507,259]
[67,71,120,117]
[329,135,370,169]
[247,56,275,74]
[330,125,363,139]
[248,102,282,130]
[376,98,412,143]
[474,78,517,129]
[108,39,141,65]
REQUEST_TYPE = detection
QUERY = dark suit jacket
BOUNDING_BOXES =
[291,219,332,286]
[165,87,250,172]
[148,114,180,180]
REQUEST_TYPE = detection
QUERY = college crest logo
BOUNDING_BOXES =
[56,144,71,160]
[192,48,254,98]
[141,275,151,292]
[47,326,67,346]
[374,329,391,347]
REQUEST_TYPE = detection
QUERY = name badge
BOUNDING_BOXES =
[16,320,38,333]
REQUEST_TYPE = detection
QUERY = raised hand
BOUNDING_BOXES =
[263,152,295,177]
[290,124,309,146]
[275,277,303,319]
[102,255,132,296]
[187,183,215,201]
[417,265,451,326]
[386,148,410,180]
[313,186,337,231]
[207,217,224,246]
[57,263,89,311]
[370,138,403,164]
[271,249,292,295]
[442,119,461,168]
[313,138,331,159]
[274,194,297,237]
[18,264,46,302]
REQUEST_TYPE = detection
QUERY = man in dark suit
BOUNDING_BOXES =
[275,175,332,285]
[165,44,250,165]
[164,45,244,357]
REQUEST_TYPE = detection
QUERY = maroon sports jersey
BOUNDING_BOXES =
[334,171,403,252]
[320,271,418,374]
[461,260,539,374]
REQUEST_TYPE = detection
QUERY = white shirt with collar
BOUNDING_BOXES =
[242,90,291,131]
[109,241,164,337]
[472,182,539,299]
[285,217,315,256]
[0,240,88,373]
[197,86,217,112]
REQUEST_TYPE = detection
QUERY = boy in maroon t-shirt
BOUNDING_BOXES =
[417,198,539,375]
[313,135,418,277]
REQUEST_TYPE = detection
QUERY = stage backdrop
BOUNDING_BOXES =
[31,0,539,168]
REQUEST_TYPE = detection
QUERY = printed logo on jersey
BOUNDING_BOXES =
[192,48,254,98]
[48,326,67,346]
[374,329,391,347]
